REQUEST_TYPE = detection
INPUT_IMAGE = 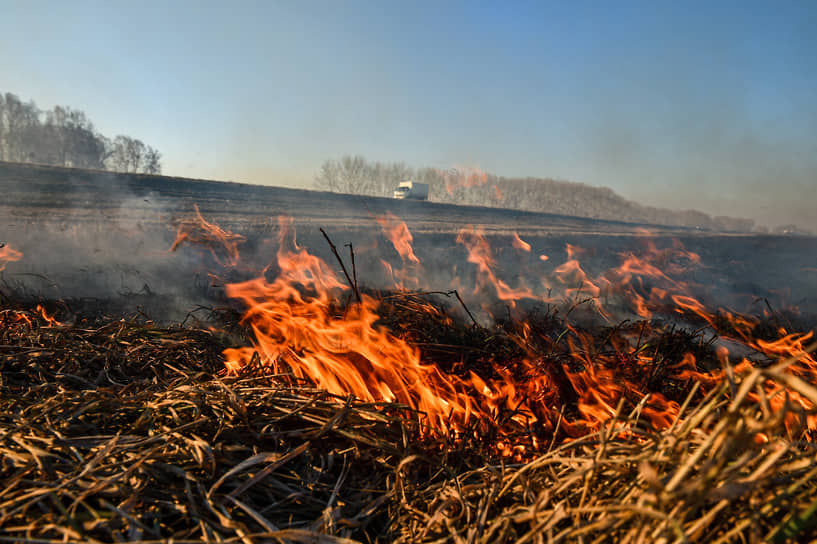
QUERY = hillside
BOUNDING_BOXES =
[0,161,708,237]
[314,156,759,232]
[449,176,758,232]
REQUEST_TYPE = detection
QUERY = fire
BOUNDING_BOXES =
[171,205,245,267]
[35,304,62,326]
[171,209,817,453]
[376,212,422,289]
[456,226,536,308]
[511,232,531,252]
[669,294,817,435]
[376,212,420,264]
[223,218,468,433]
[553,244,604,301]
[0,243,23,272]
[601,238,701,319]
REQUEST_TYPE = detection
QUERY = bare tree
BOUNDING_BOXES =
[105,135,150,173]
[0,91,162,174]
[1,93,40,162]
[315,159,342,192]
[142,146,162,174]
[314,155,415,197]
[39,105,105,168]
[314,155,369,194]
[105,135,129,172]
[313,154,756,232]
[125,137,146,172]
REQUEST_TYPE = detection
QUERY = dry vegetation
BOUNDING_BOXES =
[2,293,816,543]
[2,163,817,542]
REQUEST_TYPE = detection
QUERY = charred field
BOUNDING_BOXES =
[2,162,817,543]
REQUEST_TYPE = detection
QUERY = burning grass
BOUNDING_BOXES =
[0,301,404,542]
[3,211,817,542]
[2,295,816,543]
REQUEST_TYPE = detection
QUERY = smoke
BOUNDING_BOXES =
[0,168,223,322]
[2,163,815,328]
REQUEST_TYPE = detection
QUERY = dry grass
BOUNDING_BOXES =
[1,297,816,543]
[392,370,817,543]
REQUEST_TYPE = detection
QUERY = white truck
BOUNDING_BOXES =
[393,180,429,200]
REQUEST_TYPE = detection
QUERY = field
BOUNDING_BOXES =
[2,162,817,542]
[3,162,816,318]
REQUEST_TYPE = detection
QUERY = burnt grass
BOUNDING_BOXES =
[2,293,817,543]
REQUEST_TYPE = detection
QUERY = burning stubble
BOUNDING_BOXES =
[4,202,817,542]
[164,209,817,450]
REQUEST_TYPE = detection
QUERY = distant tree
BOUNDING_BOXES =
[105,135,140,172]
[142,146,162,175]
[315,154,415,197]
[315,158,341,192]
[0,90,162,174]
[38,105,107,168]
[103,135,162,174]
[314,154,757,232]
[314,155,374,195]
[368,159,413,197]
[1,93,40,162]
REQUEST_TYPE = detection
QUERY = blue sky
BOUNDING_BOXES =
[1,0,815,230]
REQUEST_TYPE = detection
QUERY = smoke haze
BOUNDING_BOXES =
[2,164,815,329]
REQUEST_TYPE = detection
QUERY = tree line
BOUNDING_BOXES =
[314,155,757,232]
[0,92,161,174]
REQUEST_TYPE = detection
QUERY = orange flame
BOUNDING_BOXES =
[170,205,245,267]
[512,232,531,252]
[553,244,605,300]
[34,304,63,326]
[0,244,23,272]
[376,212,420,265]
[456,226,535,307]
[224,218,479,433]
[169,209,817,452]
[376,212,422,289]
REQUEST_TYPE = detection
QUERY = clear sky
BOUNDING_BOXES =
[2,0,816,231]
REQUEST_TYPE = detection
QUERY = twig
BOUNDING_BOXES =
[346,243,359,296]
[452,289,479,328]
[380,289,479,327]
[320,228,361,303]
[379,290,457,300]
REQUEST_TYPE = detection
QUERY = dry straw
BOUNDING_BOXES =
[1,298,815,543]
